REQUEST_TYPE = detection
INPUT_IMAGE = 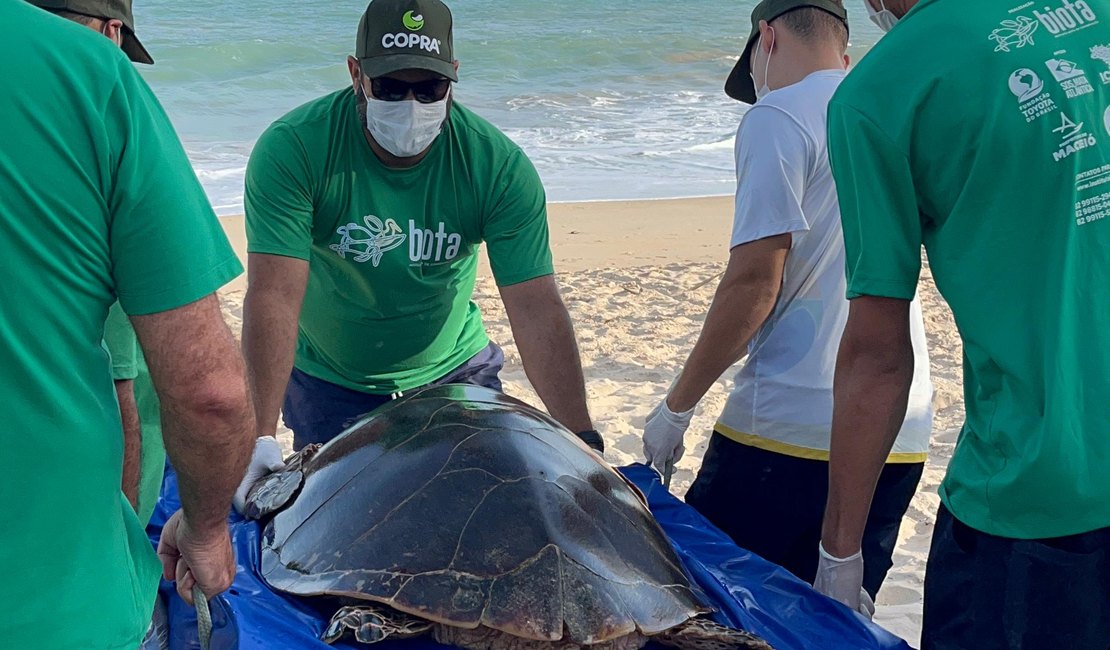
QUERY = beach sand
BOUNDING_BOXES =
[216,196,963,649]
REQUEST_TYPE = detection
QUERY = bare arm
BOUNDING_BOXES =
[500,275,593,433]
[241,253,309,439]
[116,379,141,510]
[821,296,915,557]
[666,234,791,412]
[131,293,255,535]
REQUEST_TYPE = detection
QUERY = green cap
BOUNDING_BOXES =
[356,0,457,82]
[29,0,153,64]
[724,0,847,103]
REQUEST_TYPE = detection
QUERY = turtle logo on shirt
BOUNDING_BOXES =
[330,215,407,267]
[990,16,1039,52]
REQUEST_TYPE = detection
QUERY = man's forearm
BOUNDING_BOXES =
[821,312,915,557]
[242,287,302,440]
[116,379,141,510]
[668,277,779,413]
[516,305,593,432]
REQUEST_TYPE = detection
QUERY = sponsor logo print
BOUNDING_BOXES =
[331,216,406,267]
[1010,67,1045,100]
[1046,54,1095,97]
[408,221,462,264]
[1104,105,1110,136]
[1032,0,1100,37]
[1052,112,1096,161]
[1091,44,1110,83]
[402,11,425,31]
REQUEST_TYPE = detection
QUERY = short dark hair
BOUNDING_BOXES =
[775,3,849,52]
[46,9,99,27]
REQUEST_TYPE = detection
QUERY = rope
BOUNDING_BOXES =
[193,584,212,650]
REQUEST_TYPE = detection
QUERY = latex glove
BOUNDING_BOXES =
[642,397,695,473]
[813,542,876,619]
[232,436,286,514]
[156,510,235,605]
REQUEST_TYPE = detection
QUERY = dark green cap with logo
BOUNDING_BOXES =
[29,0,153,64]
[356,0,457,81]
[724,0,848,103]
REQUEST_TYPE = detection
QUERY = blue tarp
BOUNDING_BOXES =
[148,464,910,650]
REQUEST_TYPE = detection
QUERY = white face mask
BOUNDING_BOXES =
[751,28,775,101]
[363,89,450,158]
[866,0,899,32]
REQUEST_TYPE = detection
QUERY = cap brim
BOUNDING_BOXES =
[358,54,458,82]
[122,31,153,65]
[724,38,757,104]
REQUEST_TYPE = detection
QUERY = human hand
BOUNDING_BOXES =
[156,510,236,606]
[812,542,876,619]
[642,397,695,474]
[231,436,285,514]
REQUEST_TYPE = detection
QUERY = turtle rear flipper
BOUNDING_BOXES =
[244,445,321,519]
[653,618,774,650]
[323,605,433,645]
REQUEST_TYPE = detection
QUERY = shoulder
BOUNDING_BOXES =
[256,89,353,154]
[446,102,530,163]
[736,103,817,159]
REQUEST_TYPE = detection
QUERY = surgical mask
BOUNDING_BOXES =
[866,0,899,32]
[363,89,450,158]
[752,28,775,101]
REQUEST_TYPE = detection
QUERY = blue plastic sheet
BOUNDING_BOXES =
[148,464,910,650]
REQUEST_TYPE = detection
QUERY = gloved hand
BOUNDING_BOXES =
[812,542,876,619]
[641,397,695,474]
[232,436,286,514]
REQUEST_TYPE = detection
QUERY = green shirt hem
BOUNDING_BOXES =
[118,254,244,316]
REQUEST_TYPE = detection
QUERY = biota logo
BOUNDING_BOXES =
[403,11,425,31]
[408,221,462,264]
[382,11,440,53]
[1032,1,1099,37]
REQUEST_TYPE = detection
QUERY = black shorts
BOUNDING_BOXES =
[685,432,923,598]
[922,504,1110,649]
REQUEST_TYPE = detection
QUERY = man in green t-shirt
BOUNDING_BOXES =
[4,3,257,647]
[30,0,166,528]
[237,0,598,509]
[815,1,1110,647]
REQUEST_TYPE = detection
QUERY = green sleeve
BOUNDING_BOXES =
[103,302,138,381]
[244,122,315,261]
[481,149,554,287]
[105,59,242,316]
[827,101,923,301]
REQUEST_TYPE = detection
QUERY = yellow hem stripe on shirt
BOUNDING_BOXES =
[714,423,928,464]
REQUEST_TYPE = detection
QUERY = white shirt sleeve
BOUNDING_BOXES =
[731,105,815,249]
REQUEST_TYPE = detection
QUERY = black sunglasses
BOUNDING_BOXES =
[370,77,451,103]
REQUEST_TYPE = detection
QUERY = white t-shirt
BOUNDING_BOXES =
[716,70,934,462]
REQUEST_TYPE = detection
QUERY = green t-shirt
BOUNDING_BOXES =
[829,0,1110,539]
[0,4,242,647]
[104,302,165,526]
[245,89,553,394]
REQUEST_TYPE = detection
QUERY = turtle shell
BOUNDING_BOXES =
[258,384,711,644]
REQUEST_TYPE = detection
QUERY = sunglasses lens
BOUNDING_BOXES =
[370,77,451,103]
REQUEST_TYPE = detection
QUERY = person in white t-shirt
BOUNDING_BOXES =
[639,0,933,615]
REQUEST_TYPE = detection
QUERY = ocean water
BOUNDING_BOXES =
[134,1,885,215]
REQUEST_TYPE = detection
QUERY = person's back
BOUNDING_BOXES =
[1,2,252,646]
[833,0,1110,539]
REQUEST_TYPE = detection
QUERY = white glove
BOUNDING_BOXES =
[642,397,695,473]
[813,542,876,619]
[232,437,286,514]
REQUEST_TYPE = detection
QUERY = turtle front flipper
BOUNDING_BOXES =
[653,618,775,650]
[323,605,433,645]
[243,445,321,520]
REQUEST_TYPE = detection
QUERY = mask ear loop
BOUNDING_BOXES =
[763,26,775,89]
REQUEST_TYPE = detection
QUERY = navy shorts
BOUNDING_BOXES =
[922,504,1110,649]
[685,432,923,598]
[282,343,505,450]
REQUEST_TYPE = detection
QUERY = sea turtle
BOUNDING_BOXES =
[245,384,773,650]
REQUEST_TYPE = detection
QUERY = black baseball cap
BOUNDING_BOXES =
[30,0,153,64]
[724,0,848,103]
[356,0,457,81]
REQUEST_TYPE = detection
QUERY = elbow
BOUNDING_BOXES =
[163,372,254,433]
